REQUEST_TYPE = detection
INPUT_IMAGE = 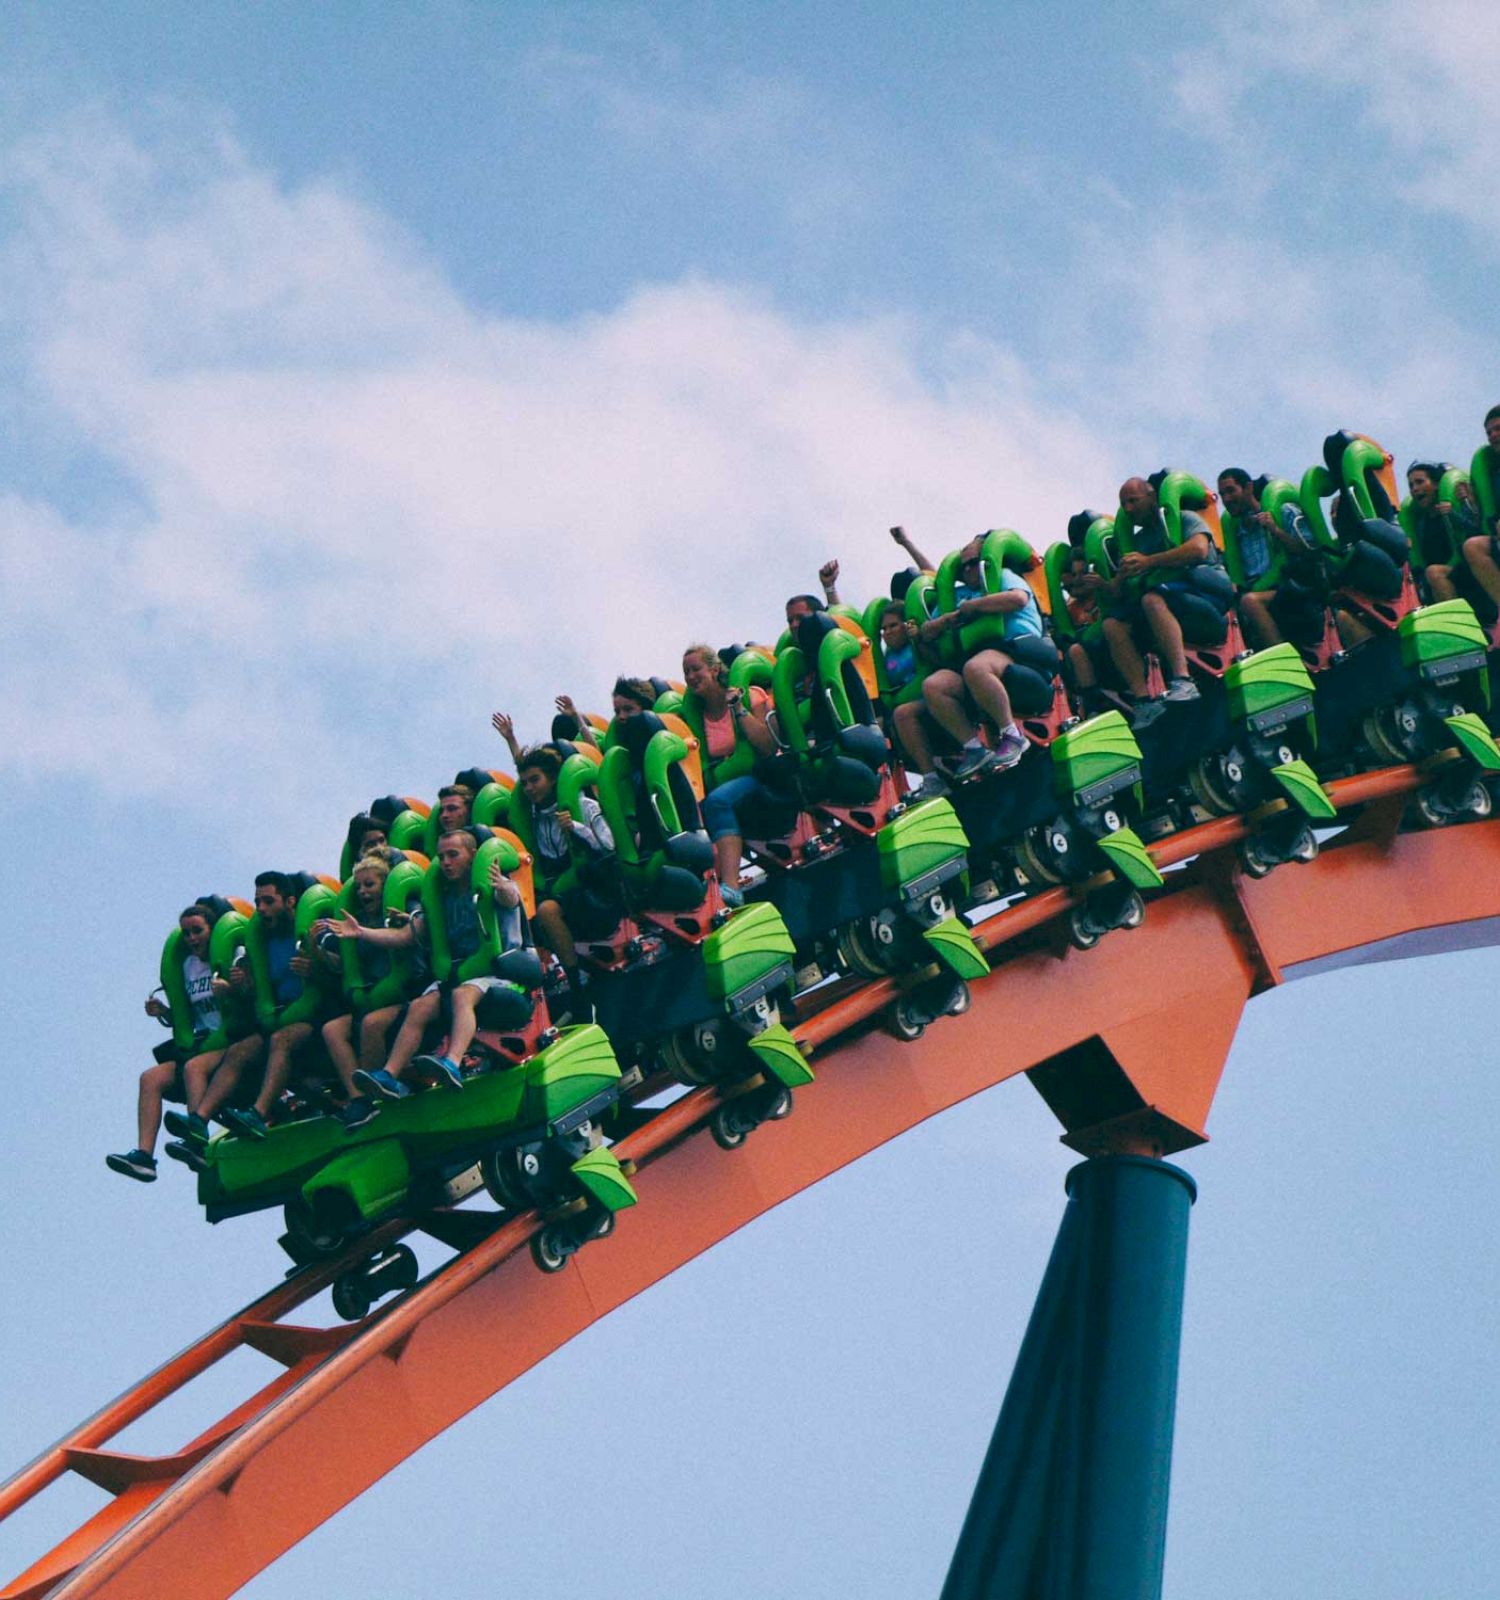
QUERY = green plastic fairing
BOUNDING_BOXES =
[1224,643,1317,727]
[521,1023,623,1126]
[1397,599,1490,678]
[570,1145,639,1214]
[1269,758,1337,819]
[1094,826,1164,890]
[745,1021,815,1088]
[702,902,796,1002]
[876,798,969,890]
[1049,711,1144,803]
[302,1141,413,1224]
[922,914,990,980]
[1443,712,1500,772]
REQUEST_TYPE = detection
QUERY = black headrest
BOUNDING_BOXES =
[649,676,673,697]
[550,714,583,743]
[1322,430,1358,478]
[794,610,838,656]
[1066,510,1103,549]
[718,645,743,670]
[196,893,235,919]
[613,712,660,760]
[551,738,580,760]
[453,767,493,794]
[468,824,494,845]
[1147,469,1168,493]
[287,870,320,896]
[1251,475,1271,499]
[369,795,409,825]
[890,565,919,601]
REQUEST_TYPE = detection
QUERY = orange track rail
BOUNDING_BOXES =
[6,766,1500,1599]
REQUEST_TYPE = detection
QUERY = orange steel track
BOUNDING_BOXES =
[6,766,1500,1599]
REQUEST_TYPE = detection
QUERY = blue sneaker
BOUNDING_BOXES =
[223,1106,269,1140]
[354,1068,411,1101]
[164,1110,208,1145]
[106,1148,157,1182]
[163,1139,207,1173]
[720,883,745,908]
[337,1096,380,1132]
[413,1053,465,1091]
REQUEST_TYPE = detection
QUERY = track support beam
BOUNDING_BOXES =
[942,1154,1196,1600]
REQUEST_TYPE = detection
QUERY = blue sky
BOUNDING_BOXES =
[2,2,1498,1595]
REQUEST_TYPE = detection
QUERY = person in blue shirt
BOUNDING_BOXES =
[919,534,1043,779]
[221,871,332,1140]
[333,829,526,1101]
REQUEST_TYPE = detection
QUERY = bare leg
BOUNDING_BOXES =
[1336,609,1373,649]
[135,1060,180,1155]
[1463,535,1500,610]
[182,1047,225,1116]
[357,1006,402,1074]
[1103,616,1148,696]
[447,986,482,1063]
[1141,593,1189,679]
[961,651,1015,731]
[1238,591,1282,649]
[533,899,578,972]
[199,1035,266,1121]
[384,991,443,1081]
[892,699,934,772]
[713,834,746,890]
[1426,564,1457,602]
[1066,642,1097,691]
[252,1022,314,1121]
[322,1014,359,1097]
[922,668,977,745]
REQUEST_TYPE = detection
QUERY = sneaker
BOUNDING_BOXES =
[1164,676,1200,703]
[914,771,950,800]
[163,1110,208,1145]
[992,725,1029,771]
[951,743,999,781]
[106,1148,157,1183]
[223,1105,270,1140]
[719,883,745,908]
[163,1139,208,1173]
[354,1067,412,1101]
[1130,696,1167,731]
[337,1096,380,1132]
[413,1053,465,1091]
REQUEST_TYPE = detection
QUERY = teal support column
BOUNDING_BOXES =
[941,1154,1197,1600]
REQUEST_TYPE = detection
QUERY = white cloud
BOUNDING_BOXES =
[1170,0,1500,248]
[0,116,1124,844]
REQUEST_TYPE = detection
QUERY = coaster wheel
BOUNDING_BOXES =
[885,996,927,1042]
[331,1275,370,1322]
[1067,905,1101,951]
[1187,756,1236,816]
[283,1194,351,1261]
[709,1102,750,1150]
[530,1224,573,1274]
[481,1144,544,1211]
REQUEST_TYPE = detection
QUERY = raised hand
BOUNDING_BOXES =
[490,711,514,743]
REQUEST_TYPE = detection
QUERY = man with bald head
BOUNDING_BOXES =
[1101,475,1227,709]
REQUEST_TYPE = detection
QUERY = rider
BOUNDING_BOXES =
[515,743,617,1022]
[918,534,1042,779]
[682,641,778,906]
[219,872,333,1140]
[337,829,526,1099]
[1101,476,1224,706]
[1405,460,1481,605]
[107,902,226,1182]
[316,850,411,1133]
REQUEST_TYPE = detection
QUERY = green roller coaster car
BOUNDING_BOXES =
[198,1023,637,1246]
[876,800,989,980]
[700,901,810,1087]
[1011,711,1163,895]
